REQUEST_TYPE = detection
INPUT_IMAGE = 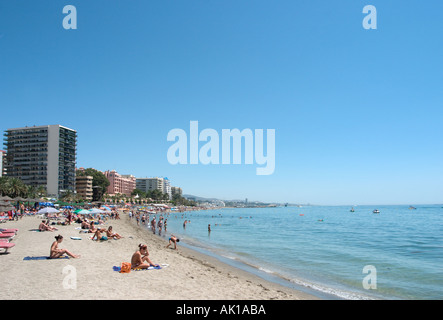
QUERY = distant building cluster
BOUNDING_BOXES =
[2,124,182,201]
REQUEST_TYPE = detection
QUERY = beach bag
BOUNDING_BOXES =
[120,262,131,273]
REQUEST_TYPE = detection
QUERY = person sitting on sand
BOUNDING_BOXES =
[131,244,159,269]
[50,235,80,259]
[81,219,90,229]
[166,234,180,250]
[106,226,123,239]
[88,222,98,233]
[92,228,108,241]
[39,220,58,232]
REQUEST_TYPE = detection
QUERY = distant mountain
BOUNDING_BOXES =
[182,194,222,202]
[183,194,280,205]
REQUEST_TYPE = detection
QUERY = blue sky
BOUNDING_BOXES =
[1,1,442,205]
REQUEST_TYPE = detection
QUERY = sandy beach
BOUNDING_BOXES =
[1,212,319,300]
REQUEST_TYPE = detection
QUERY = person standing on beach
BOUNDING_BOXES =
[151,217,156,234]
[158,217,163,236]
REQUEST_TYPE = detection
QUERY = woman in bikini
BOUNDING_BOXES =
[50,235,80,259]
[131,244,159,269]
[106,226,123,239]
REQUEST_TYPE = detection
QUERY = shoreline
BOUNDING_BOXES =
[1,212,320,300]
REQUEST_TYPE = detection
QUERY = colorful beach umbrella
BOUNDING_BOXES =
[74,209,90,215]
[37,207,60,214]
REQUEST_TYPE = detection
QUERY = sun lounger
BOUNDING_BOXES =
[0,228,18,234]
[0,242,15,253]
[0,232,15,239]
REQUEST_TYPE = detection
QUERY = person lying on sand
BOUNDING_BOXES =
[50,235,80,259]
[131,244,159,269]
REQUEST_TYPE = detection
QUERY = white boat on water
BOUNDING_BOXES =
[373,209,380,214]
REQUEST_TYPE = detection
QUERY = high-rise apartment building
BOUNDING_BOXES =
[3,125,77,197]
[136,177,172,199]
[171,186,183,197]
[0,150,5,177]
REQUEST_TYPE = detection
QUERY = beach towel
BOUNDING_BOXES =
[23,256,70,260]
[70,236,82,240]
[112,264,168,272]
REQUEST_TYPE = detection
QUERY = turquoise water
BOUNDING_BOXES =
[143,205,443,300]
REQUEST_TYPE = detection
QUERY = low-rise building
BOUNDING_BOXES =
[75,175,93,201]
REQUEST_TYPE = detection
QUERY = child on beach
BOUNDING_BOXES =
[131,244,159,269]
[50,235,80,259]
[166,234,180,250]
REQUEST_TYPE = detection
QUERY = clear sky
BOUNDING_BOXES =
[1,1,442,205]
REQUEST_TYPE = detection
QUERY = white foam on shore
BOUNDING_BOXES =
[288,277,376,300]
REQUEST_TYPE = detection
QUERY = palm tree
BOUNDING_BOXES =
[0,177,9,196]
[7,178,27,198]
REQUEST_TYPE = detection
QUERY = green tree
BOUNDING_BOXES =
[131,189,146,198]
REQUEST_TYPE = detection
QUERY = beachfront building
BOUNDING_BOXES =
[0,150,5,176]
[75,175,93,201]
[171,186,182,197]
[3,125,77,197]
[136,177,172,199]
[103,170,136,196]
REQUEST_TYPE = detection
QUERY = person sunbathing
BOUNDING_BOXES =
[39,220,58,232]
[50,235,80,259]
[106,226,123,239]
[88,222,98,233]
[131,244,159,269]
[92,228,108,241]
[81,219,90,229]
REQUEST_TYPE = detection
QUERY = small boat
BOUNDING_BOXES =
[409,206,416,210]
[373,209,380,214]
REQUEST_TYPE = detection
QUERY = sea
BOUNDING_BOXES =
[138,204,443,300]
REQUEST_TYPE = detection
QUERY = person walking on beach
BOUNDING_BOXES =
[50,235,80,259]
[151,217,156,234]
[131,244,159,269]
[157,217,163,236]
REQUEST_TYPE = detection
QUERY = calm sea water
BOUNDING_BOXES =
[140,205,443,300]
